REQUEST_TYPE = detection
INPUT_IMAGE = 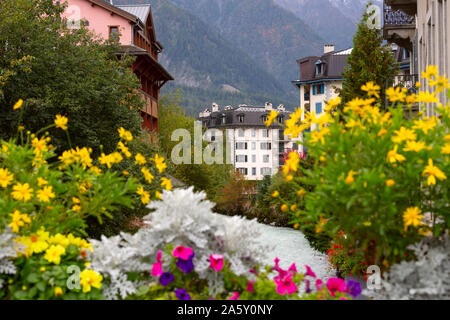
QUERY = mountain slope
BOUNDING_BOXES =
[111,0,297,114]
[167,0,324,93]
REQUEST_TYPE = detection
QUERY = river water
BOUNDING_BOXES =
[256,224,335,281]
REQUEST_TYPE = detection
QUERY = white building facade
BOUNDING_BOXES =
[199,103,299,180]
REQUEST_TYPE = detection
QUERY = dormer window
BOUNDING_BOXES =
[237,114,245,123]
[277,115,284,123]
[221,115,226,124]
[262,115,269,123]
[315,60,325,76]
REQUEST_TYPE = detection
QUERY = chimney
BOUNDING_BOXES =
[277,104,285,111]
[265,102,273,111]
[212,102,219,112]
[324,44,335,54]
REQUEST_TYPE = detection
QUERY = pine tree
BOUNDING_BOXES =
[337,5,398,108]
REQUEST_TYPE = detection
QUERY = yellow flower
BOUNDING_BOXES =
[442,143,450,154]
[49,234,70,248]
[8,210,31,233]
[11,183,33,202]
[361,81,380,98]
[161,177,172,191]
[280,204,288,212]
[297,189,306,197]
[325,97,341,112]
[31,137,48,155]
[272,190,279,197]
[137,187,150,204]
[110,152,123,164]
[392,127,417,144]
[80,269,102,293]
[315,216,327,234]
[118,141,132,158]
[386,179,396,187]
[141,167,154,183]
[416,81,422,88]
[310,128,330,145]
[403,140,430,152]
[405,94,417,106]
[416,91,439,104]
[363,221,372,227]
[155,191,162,200]
[345,170,357,184]
[44,245,66,265]
[13,99,24,110]
[90,166,102,175]
[377,128,388,137]
[40,267,46,272]
[54,287,63,297]
[413,117,438,134]
[387,145,406,163]
[421,65,439,80]
[282,152,300,176]
[0,168,14,188]
[123,170,129,176]
[285,174,294,182]
[37,177,48,187]
[264,110,279,127]
[403,207,423,231]
[54,115,68,130]
[118,127,133,142]
[37,186,55,203]
[429,74,450,93]
[422,159,447,186]
[386,87,406,103]
[99,153,113,168]
[72,197,80,204]
[153,154,167,173]
[72,205,81,212]
[135,153,147,165]
[290,204,297,211]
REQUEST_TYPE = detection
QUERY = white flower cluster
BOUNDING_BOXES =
[88,187,268,300]
[365,236,450,300]
[0,228,22,289]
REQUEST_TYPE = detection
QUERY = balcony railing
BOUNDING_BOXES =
[392,74,419,95]
[384,4,415,26]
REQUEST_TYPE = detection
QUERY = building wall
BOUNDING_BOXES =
[60,0,133,45]
[416,0,450,116]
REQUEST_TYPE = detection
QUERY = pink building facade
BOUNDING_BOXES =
[59,0,173,132]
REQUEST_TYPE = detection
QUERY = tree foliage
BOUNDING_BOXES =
[0,0,143,155]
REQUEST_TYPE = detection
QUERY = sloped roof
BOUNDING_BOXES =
[115,4,151,25]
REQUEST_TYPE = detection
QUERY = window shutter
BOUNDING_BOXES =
[313,85,316,95]
[321,84,325,94]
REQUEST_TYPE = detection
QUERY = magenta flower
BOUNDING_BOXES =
[275,274,297,295]
[272,258,288,281]
[209,254,224,272]
[172,246,194,260]
[159,272,174,286]
[229,292,240,300]
[326,278,347,297]
[176,252,195,274]
[315,279,323,291]
[246,281,255,293]
[175,289,191,300]
[288,263,298,275]
[305,279,311,294]
[151,250,163,277]
[304,265,316,278]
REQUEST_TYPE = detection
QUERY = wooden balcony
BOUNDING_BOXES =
[384,0,417,16]
[140,89,158,119]
[383,3,416,50]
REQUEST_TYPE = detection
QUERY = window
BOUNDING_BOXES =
[237,168,248,175]
[260,168,271,176]
[238,115,245,123]
[251,142,256,150]
[277,115,284,123]
[251,128,256,137]
[236,155,248,163]
[315,63,324,75]
[222,116,226,124]
[260,142,272,150]
[312,84,325,95]
[252,168,256,176]
[262,129,269,138]
[109,26,119,39]
[316,102,323,114]
[238,129,244,137]
[252,155,256,163]
[236,142,248,150]
[263,155,270,163]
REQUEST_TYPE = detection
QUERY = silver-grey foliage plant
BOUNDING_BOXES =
[0,228,22,290]
[365,236,450,300]
[88,187,270,300]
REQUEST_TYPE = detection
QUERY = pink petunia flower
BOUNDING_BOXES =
[304,265,316,278]
[229,292,240,300]
[209,254,224,272]
[288,263,298,275]
[172,246,194,260]
[246,281,255,293]
[273,257,288,281]
[315,279,323,291]
[151,250,163,277]
[326,278,347,297]
[275,274,297,295]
